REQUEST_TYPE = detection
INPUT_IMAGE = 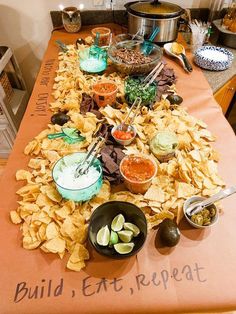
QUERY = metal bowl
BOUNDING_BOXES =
[108,40,162,75]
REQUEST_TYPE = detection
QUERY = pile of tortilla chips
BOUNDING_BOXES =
[10,43,224,271]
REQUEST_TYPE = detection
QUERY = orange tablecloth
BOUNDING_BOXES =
[1,24,236,314]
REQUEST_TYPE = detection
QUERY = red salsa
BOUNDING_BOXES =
[121,156,156,182]
[113,129,134,140]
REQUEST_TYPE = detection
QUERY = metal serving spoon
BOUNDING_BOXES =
[186,185,236,216]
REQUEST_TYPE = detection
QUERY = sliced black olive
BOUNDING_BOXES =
[51,112,70,126]
[167,94,183,105]
[76,38,85,45]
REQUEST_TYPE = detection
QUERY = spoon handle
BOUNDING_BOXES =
[190,185,236,215]
[180,53,192,72]
[47,132,64,139]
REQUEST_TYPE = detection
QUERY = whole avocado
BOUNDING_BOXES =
[158,218,180,247]
[51,112,70,126]
[166,94,183,105]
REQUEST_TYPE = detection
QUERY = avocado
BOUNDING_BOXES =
[158,218,180,247]
[167,94,183,105]
[51,112,70,126]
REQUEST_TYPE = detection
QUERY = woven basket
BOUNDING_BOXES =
[0,71,14,102]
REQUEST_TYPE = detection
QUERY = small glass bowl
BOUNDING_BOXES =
[91,27,111,47]
[120,154,157,194]
[79,47,107,73]
[93,80,118,107]
[183,196,219,229]
[52,152,103,202]
[111,124,136,146]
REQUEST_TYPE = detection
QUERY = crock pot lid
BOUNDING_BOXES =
[128,1,183,18]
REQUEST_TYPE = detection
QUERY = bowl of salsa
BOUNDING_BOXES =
[93,80,118,107]
[111,124,136,146]
[120,154,157,194]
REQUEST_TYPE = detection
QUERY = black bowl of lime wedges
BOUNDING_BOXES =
[88,201,147,259]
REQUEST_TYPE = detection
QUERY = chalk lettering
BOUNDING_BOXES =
[160,270,169,290]
[96,278,108,294]
[82,276,95,297]
[14,278,63,303]
[135,274,150,290]
[110,278,123,292]
[194,263,207,283]
[151,272,161,286]
[182,265,194,281]
[172,268,182,282]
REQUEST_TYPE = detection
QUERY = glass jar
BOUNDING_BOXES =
[62,7,81,33]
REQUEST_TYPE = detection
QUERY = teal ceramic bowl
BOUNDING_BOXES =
[52,152,103,202]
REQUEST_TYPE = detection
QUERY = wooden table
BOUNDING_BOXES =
[1,24,236,314]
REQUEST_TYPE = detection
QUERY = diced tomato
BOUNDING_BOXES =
[113,130,134,140]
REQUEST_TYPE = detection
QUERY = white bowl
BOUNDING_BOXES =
[183,196,219,229]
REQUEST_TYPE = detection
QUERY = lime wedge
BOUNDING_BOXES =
[109,231,119,245]
[114,242,135,254]
[118,230,133,243]
[96,225,110,246]
[111,214,125,232]
[124,222,140,237]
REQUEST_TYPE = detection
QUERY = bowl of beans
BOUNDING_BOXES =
[107,41,162,75]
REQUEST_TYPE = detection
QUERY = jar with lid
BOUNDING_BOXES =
[62,7,81,33]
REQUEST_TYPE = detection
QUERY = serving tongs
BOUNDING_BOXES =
[118,97,142,132]
[55,40,68,53]
[142,61,164,89]
[186,185,236,216]
[74,136,105,178]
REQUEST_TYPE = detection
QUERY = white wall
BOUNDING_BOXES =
[0,0,223,92]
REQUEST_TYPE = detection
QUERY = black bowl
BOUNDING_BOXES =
[88,201,147,259]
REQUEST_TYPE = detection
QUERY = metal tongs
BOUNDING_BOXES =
[143,61,164,89]
[186,185,236,216]
[55,40,68,53]
[119,97,142,131]
[74,136,105,178]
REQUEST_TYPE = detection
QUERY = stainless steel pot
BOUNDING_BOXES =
[125,0,184,44]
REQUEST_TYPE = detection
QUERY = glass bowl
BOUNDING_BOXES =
[88,201,147,259]
[52,152,103,202]
[79,47,107,73]
[107,41,162,75]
